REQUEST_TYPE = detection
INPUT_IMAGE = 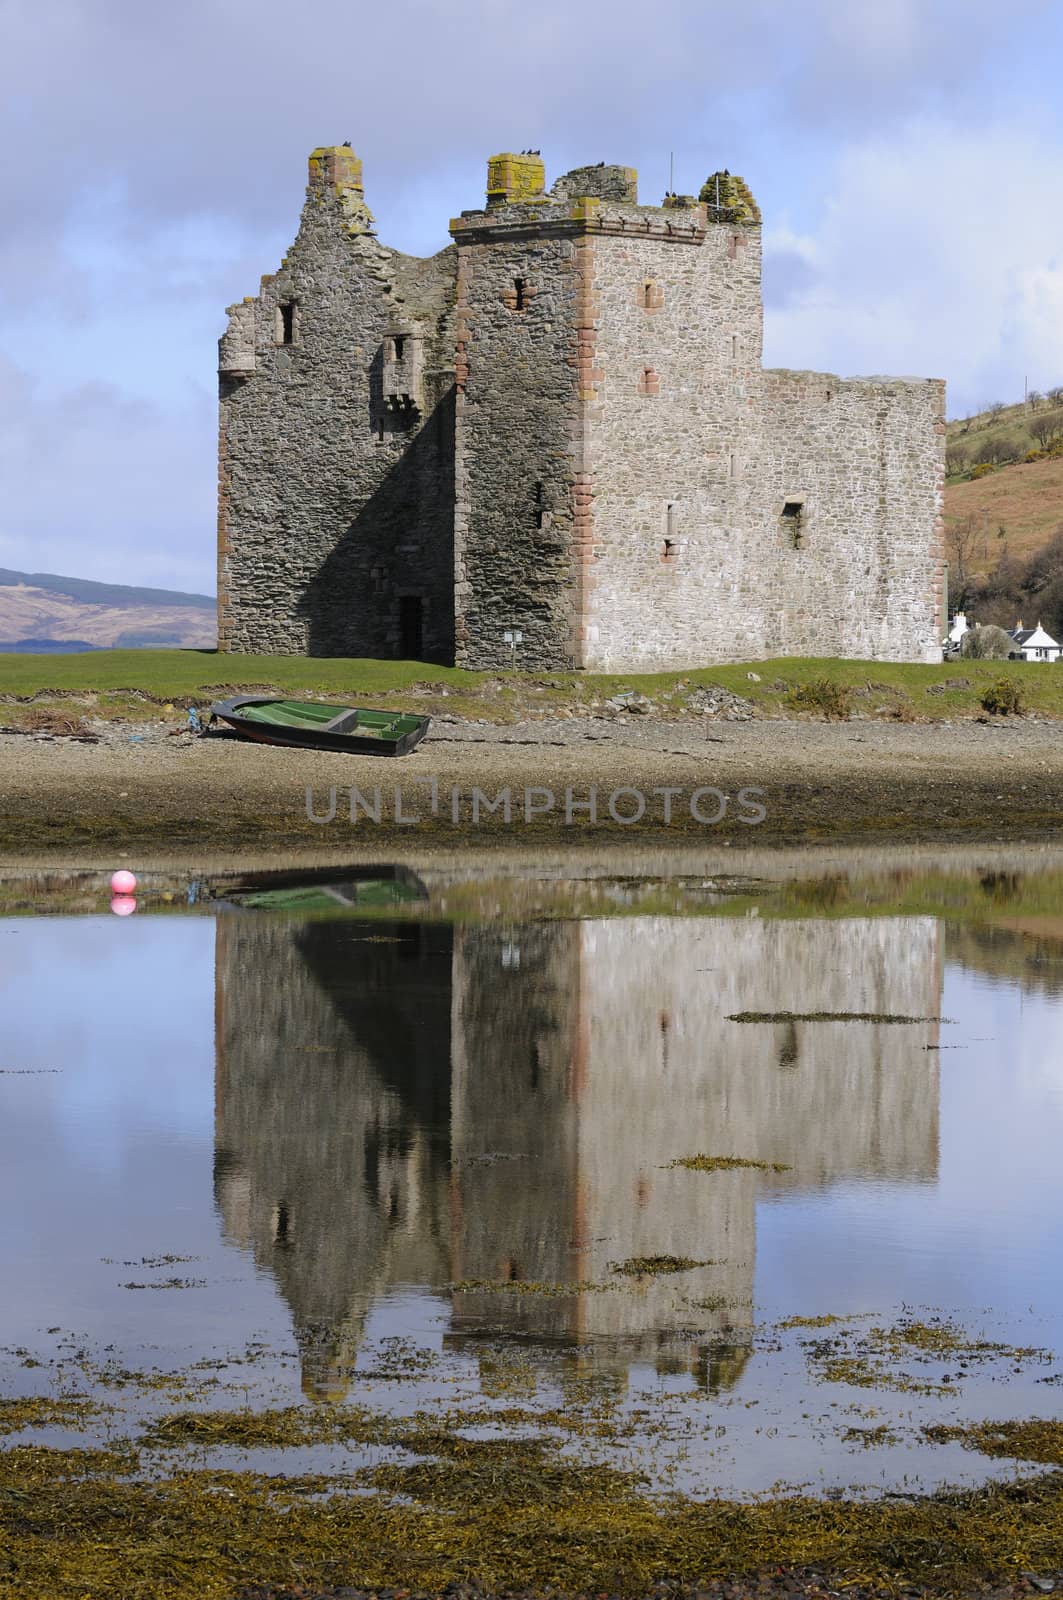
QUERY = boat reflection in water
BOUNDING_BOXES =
[213,889,941,1399]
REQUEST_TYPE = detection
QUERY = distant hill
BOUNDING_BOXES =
[0,568,215,610]
[3,638,99,654]
[0,567,217,652]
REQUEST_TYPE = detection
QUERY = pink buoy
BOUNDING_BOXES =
[110,869,137,894]
[110,895,137,917]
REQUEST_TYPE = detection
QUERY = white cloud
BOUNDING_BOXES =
[763,118,1063,414]
[0,357,215,591]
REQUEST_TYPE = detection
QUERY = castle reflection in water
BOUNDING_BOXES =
[213,908,941,1399]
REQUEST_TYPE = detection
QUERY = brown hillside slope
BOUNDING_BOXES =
[944,455,1063,577]
[0,584,216,648]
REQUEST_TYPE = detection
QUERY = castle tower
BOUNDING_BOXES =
[449,157,765,670]
[217,147,458,662]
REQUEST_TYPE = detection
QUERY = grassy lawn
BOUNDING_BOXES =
[1,648,1062,721]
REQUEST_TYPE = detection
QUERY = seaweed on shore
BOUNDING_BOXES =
[3,1423,1063,1598]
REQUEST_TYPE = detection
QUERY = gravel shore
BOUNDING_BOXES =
[2,710,1062,853]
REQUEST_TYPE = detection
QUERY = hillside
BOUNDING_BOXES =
[0,569,216,651]
[945,397,1063,577]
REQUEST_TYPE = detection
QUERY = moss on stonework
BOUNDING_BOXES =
[700,170,762,224]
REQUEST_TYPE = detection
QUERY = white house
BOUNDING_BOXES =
[947,612,970,647]
[1009,621,1061,663]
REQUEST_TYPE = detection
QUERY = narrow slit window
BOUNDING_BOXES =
[644,281,654,308]
[666,503,677,538]
[279,302,295,345]
[781,500,805,548]
[514,278,526,311]
[392,335,405,361]
[728,451,736,478]
[732,334,738,361]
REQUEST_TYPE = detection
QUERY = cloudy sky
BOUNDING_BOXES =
[3,0,1063,593]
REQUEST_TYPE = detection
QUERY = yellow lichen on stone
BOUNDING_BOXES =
[699,171,761,225]
[305,146,374,234]
[308,145,364,194]
[486,152,546,207]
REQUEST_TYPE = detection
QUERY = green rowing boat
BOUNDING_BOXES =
[208,695,430,756]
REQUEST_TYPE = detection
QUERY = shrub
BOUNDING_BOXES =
[970,462,996,479]
[981,678,1025,716]
[977,435,1023,465]
[787,678,853,719]
[19,708,90,736]
[961,625,1014,660]
[1025,448,1046,463]
[877,698,917,722]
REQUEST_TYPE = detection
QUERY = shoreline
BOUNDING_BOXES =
[2,712,1062,854]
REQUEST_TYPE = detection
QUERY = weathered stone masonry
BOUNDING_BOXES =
[218,150,945,668]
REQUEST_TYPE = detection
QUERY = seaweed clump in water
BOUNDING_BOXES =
[610,1255,714,1277]
[727,1010,944,1024]
[668,1155,791,1173]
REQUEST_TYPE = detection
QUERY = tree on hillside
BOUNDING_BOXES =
[975,434,1021,466]
[1029,409,1063,448]
[965,524,1063,643]
[945,442,970,476]
[947,514,982,609]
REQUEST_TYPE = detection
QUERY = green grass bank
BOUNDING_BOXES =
[2,649,1063,722]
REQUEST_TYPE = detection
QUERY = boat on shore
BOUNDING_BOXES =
[208,695,430,756]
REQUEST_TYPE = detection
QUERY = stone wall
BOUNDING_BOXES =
[756,370,946,660]
[452,218,586,668]
[218,149,457,661]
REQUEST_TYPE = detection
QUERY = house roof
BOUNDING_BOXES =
[1011,623,1060,649]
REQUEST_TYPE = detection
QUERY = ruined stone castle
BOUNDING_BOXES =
[217,147,946,669]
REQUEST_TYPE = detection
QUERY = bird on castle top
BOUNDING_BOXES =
[342,140,351,147]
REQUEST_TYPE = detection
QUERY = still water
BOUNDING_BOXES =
[2,860,1063,1497]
